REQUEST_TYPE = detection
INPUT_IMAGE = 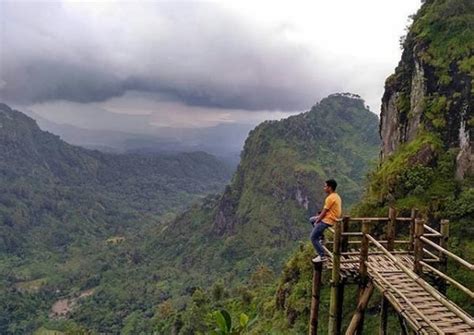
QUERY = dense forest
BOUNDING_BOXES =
[0,103,232,334]
[1,93,380,333]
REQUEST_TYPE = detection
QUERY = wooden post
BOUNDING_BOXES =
[328,220,342,335]
[359,220,370,286]
[341,216,350,254]
[344,283,374,335]
[379,296,389,335]
[408,208,418,252]
[379,208,396,335]
[387,207,396,252]
[414,219,424,275]
[438,219,449,294]
[355,220,370,335]
[336,217,349,334]
[398,315,409,335]
[309,262,323,335]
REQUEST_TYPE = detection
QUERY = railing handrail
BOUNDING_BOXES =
[420,236,474,271]
[366,233,474,327]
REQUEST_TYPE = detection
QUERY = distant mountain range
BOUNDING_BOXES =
[24,110,256,168]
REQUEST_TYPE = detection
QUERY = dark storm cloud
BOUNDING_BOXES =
[0,1,337,111]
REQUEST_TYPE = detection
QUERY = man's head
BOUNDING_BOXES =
[324,179,337,194]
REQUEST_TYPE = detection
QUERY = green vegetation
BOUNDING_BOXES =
[131,93,380,333]
[169,1,472,334]
[0,94,379,333]
[0,103,232,334]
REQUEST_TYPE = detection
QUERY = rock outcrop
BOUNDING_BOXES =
[379,0,473,180]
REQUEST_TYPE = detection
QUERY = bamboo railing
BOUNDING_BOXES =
[308,208,474,335]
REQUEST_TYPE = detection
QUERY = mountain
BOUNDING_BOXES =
[0,103,234,334]
[124,93,379,333]
[26,110,254,169]
[205,1,472,334]
[1,94,380,334]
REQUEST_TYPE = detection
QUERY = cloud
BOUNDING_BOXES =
[0,0,422,135]
[0,1,340,111]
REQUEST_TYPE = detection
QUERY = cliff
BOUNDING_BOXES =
[380,0,473,180]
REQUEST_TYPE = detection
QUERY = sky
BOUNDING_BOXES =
[0,0,422,132]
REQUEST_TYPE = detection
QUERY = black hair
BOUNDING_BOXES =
[326,179,337,191]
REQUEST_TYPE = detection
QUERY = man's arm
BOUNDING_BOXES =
[316,208,328,222]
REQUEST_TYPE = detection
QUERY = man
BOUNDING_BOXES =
[310,179,342,262]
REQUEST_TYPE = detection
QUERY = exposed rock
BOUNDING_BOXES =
[380,91,402,160]
[379,3,472,180]
[408,144,437,166]
[455,104,473,180]
[407,59,426,141]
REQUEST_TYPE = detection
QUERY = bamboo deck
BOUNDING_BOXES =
[326,253,474,334]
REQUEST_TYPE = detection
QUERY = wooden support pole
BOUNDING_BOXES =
[398,315,409,335]
[328,220,342,335]
[438,219,449,294]
[336,280,345,335]
[413,219,424,275]
[359,220,370,287]
[379,209,395,335]
[387,207,396,252]
[408,208,418,252]
[309,262,323,335]
[344,283,374,335]
[379,297,389,335]
[335,217,349,335]
[341,216,350,254]
[355,220,370,335]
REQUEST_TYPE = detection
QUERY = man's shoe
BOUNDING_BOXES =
[312,255,326,263]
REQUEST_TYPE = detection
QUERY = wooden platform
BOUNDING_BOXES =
[326,253,474,334]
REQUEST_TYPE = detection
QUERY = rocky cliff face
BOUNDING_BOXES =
[380,0,473,180]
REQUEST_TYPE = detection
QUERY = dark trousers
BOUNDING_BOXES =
[310,222,330,256]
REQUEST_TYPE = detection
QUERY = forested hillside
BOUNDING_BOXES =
[196,1,472,334]
[0,103,232,334]
[141,93,380,333]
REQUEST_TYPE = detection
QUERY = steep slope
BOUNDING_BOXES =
[163,93,379,276]
[224,1,473,334]
[132,93,379,333]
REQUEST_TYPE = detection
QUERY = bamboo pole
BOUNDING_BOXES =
[398,315,409,335]
[423,248,440,261]
[420,261,474,298]
[423,224,442,236]
[336,217,349,335]
[367,262,444,334]
[408,208,417,252]
[379,296,389,335]
[341,216,350,253]
[387,207,396,251]
[414,219,424,274]
[309,262,324,335]
[366,234,474,327]
[420,237,474,270]
[438,219,449,293]
[359,221,370,286]
[378,208,396,335]
[355,220,370,335]
[372,282,425,334]
[344,283,374,335]
[328,220,342,335]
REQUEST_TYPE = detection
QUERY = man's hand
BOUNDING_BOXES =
[309,216,318,224]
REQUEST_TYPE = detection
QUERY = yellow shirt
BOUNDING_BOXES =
[322,192,342,225]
